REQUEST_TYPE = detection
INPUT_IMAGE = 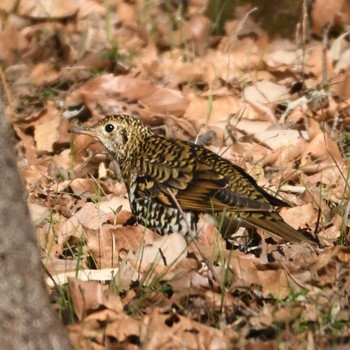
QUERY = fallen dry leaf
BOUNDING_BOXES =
[18,0,78,19]
[244,80,290,104]
[3,1,350,348]
[143,308,226,350]
[135,233,188,266]
[33,103,61,152]
[311,0,347,36]
[65,74,189,122]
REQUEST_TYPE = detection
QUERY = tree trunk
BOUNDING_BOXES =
[0,94,73,349]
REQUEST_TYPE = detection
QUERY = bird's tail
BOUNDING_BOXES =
[240,213,313,243]
[212,212,314,243]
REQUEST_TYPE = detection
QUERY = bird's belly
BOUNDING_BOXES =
[130,197,196,235]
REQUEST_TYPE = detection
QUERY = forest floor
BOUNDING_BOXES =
[1,0,350,349]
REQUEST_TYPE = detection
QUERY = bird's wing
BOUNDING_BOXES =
[135,157,273,213]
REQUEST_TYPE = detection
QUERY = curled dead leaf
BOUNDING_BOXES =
[18,0,78,19]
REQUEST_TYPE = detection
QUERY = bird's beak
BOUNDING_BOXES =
[68,125,97,137]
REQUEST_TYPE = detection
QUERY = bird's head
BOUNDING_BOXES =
[69,114,151,163]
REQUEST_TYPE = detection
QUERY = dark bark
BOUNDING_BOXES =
[0,95,73,349]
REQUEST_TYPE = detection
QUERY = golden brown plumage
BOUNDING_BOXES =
[69,114,312,243]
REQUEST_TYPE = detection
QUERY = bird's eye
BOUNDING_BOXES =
[105,124,114,133]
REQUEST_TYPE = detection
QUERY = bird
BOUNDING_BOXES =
[69,114,312,243]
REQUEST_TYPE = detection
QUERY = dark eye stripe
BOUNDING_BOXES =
[105,124,114,133]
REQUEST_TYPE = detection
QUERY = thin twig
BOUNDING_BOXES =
[224,7,258,53]
[280,262,312,291]
[298,0,308,80]
[322,23,330,87]
[0,65,13,108]
[43,264,58,289]
[314,206,321,235]
[224,7,258,81]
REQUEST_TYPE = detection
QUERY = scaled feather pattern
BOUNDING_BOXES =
[70,114,312,243]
